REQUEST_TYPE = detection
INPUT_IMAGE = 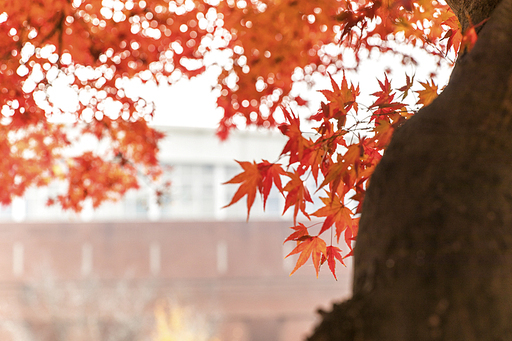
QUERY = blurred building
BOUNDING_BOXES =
[8,127,293,223]
[0,127,352,341]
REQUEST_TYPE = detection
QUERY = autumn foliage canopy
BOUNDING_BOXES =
[1,0,472,277]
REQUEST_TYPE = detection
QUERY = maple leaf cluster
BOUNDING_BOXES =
[220,0,472,278]
[0,0,478,275]
[225,71,442,278]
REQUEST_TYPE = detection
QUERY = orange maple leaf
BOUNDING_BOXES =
[417,80,439,107]
[224,160,285,218]
[223,160,261,219]
[286,236,327,277]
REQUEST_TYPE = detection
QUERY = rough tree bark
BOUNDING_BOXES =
[308,0,512,339]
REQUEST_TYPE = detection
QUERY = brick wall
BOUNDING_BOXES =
[0,221,352,341]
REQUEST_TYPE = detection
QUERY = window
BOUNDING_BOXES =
[160,163,217,219]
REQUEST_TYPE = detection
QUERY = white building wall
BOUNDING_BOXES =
[6,126,290,222]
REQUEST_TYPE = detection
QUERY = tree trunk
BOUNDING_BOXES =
[308,0,512,339]
[445,0,502,32]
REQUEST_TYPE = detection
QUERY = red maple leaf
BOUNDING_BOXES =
[319,144,362,197]
[322,246,346,280]
[460,26,478,54]
[313,73,360,130]
[398,74,415,101]
[279,107,310,164]
[372,118,395,149]
[441,16,462,54]
[343,217,360,258]
[284,222,310,243]
[283,170,313,223]
[294,96,309,106]
[258,160,286,209]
